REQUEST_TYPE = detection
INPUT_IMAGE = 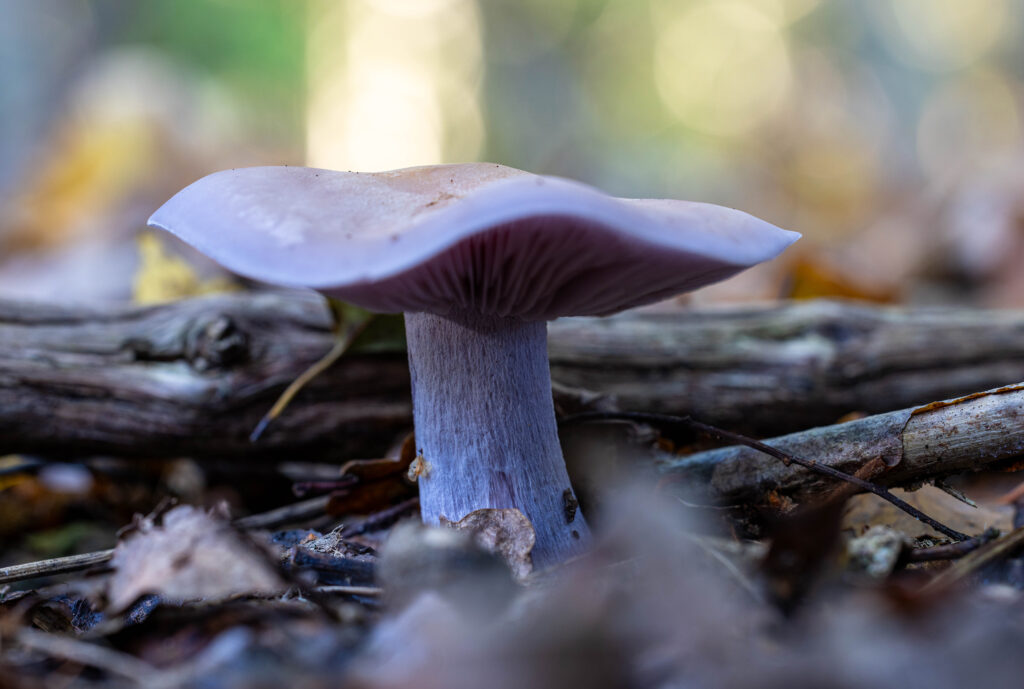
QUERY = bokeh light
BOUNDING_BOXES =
[877,0,1008,71]
[653,0,793,137]
[916,68,1021,182]
[305,0,482,171]
[3,0,1024,305]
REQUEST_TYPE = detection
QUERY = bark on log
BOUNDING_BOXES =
[2,293,1024,461]
[656,383,1024,504]
[551,300,1024,434]
[0,293,412,461]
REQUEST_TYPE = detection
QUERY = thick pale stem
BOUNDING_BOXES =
[404,310,591,568]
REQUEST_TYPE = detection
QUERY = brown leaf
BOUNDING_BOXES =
[843,485,1012,540]
[327,435,418,515]
[338,434,417,483]
[441,509,535,581]
[105,504,285,611]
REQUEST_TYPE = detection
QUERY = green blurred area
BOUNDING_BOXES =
[103,0,307,138]
[110,0,304,81]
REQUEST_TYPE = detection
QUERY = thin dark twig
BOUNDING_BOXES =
[339,497,420,537]
[904,528,999,563]
[561,411,970,542]
[291,476,359,498]
[922,525,1024,591]
[233,495,331,530]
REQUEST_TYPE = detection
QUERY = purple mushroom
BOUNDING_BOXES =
[149,163,799,568]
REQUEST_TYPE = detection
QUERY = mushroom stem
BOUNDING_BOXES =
[404,310,591,568]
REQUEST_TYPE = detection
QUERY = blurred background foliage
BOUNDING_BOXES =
[1,0,1023,306]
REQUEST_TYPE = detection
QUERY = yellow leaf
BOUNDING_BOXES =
[132,232,235,304]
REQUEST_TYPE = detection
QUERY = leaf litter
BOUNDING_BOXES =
[4,298,1024,687]
[5,461,1024,687]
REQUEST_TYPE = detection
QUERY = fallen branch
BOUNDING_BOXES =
[314,585,382,597]
[549,299,1024,434]
[339,497,420,538]
[0,293,411,461]
[653,383,1024,504]
[3,294,1024,460]
[563,411,969,540]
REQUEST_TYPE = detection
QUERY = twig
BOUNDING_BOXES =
[903,529,999,563]
[1,496,333,586]
[561,411,970,542]
[291,477,359,498]
[312,585,382,597]
[681,532,764,603]
[286,548,375,585]
[0,549,115,585]
[339,497,420,537]
[923,526,1024,591]
[13,627,160,685]
[233,495,332,530]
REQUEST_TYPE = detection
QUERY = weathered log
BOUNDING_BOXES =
[0,293,412,461]
[2,294,1024,461]
[551,300,1024,434]
[657,383,1024,503]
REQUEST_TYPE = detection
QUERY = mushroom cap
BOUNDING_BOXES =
[149,163,799,319]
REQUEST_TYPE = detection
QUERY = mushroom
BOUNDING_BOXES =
[148,163,799,568]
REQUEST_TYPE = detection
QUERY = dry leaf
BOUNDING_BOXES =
[442,508,535,581]
[132,232,233,304]
[327,436,417,516]
[843,484,1013,541]
[105,504,285,611]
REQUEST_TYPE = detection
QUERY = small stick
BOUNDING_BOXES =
[0,549,115,585]
[923,526,1024,591]
[291,477,358,498]
[339,497,420,537]
[13,627,160,685]
[562,411,970,542]
[312,585,382,597]
[233,494,332,530]
[904,529,998,563]
[681,532,763,603]
[287,548,375,584]
[1,496,334,586]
